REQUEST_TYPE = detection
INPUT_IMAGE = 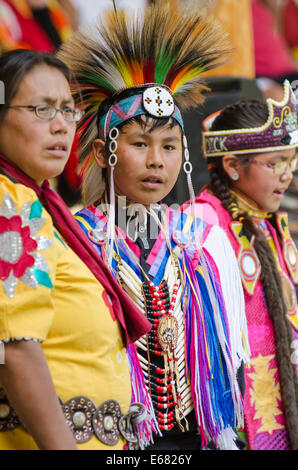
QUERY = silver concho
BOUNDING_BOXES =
[0,389,20,432]
[63,396,97,444]
[119,403,147,444]
[92,400,122,446]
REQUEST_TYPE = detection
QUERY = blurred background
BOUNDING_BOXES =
[0,0,297,243]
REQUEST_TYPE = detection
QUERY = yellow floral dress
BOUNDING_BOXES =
[0,175,131,450]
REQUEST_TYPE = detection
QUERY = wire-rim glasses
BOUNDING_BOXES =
[7,104,84,122]
[250,156,298,176]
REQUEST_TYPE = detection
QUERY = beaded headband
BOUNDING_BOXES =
[202,80,298,157]
[99,86,184,140]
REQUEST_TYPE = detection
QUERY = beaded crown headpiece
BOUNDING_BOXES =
[58,0,231,160]
[202,80,298,157]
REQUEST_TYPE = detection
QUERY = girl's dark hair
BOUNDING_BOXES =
[0,49,71,123]
[208,99,298,449]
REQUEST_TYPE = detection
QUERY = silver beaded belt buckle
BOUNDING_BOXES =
[0,389,148,447]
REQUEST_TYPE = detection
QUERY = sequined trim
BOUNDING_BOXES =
[0,193,53,298]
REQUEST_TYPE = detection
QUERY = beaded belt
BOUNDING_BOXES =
[0,389,147,447]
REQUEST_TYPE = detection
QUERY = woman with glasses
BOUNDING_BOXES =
[183,81,298,450]
[0,49,150,450]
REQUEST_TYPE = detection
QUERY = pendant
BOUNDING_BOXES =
[230,221,261,295]
[88,227,107,246]
[157,315,178,352]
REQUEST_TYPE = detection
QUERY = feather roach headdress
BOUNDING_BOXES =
[58,0,231,161]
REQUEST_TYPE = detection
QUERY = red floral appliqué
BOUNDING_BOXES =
[0,215,37,281]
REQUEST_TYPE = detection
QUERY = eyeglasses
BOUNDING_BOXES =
[250,156,298,176]
[7,104,84,122]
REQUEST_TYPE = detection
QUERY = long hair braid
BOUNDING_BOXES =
[207,99,298,449]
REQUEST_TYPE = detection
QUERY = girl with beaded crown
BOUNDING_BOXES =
[58,0,250,450]
[185,83,298,450]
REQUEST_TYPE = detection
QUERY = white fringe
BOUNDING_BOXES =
[203,225,251,369]
[106,166,116,269]
[202,225,251,431]
[217,426,240,450]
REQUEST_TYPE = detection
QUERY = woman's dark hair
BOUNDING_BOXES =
[207,99,298,449]
[0,49,71,123]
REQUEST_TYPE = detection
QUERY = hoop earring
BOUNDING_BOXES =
[182,134,194,195]
[106,127,119,269]
[182,133,202,246]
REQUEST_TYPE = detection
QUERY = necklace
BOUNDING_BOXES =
[230,189,270,222]
[114,217,191,432]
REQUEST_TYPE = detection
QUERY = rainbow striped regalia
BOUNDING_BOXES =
[75,203,250,449]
